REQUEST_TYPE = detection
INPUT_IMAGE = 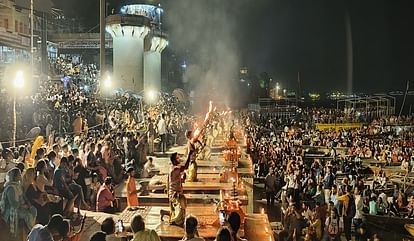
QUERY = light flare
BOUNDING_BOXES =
[193,128,200,139]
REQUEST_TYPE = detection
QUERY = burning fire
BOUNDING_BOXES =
[220,110,232,116]
[193,100,216,141]
[204,101,213,121]
[193,128,200,139]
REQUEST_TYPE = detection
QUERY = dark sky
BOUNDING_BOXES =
[53,0,414,93]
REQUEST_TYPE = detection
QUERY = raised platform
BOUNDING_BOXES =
[124,192,248,206]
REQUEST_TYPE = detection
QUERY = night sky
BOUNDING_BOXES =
[53,0,414,93]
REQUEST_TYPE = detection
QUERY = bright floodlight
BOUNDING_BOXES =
[14,70,24,89]
[146,90,157,101]
[103,76,111,88]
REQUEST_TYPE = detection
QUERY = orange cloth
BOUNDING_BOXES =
[127,176,139,207]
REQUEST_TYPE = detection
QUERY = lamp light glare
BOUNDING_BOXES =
[14,70,24,89]
[146,90,157,101]
[104,76,111,88]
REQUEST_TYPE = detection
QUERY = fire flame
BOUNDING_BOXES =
[193,128,200,139]
[194,100,216,140]
[204,112,210,122]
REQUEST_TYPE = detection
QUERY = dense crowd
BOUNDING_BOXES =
[243,111,414,241]
[1,56,413,241]
[0,57,210,241]
[0,93,244,241]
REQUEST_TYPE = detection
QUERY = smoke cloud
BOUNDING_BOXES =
[163,0,245,113]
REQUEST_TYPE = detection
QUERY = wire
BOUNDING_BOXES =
[0,123,105,145]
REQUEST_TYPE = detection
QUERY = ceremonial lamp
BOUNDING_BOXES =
[190,101,217,160]
[214,118,245,227]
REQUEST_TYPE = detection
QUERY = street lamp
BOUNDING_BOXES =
[30,0,34,70]
[14,71,24,88]
[12,70,24,147]
[145,89,157,103]
[102,75,112,128]
[276,83,280,98]
[103,75,112,88]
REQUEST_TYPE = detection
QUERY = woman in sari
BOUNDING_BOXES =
[0,168,37,236]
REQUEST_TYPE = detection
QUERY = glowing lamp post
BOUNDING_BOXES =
[276,83,280,98]
[102,75,112,128]
[12,71,24,147]
[145,89,157,103]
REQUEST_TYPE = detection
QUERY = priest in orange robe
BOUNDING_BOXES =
[126,167,139,207]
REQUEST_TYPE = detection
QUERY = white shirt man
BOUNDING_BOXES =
[157,115,167,135]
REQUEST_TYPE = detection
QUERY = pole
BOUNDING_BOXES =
[12,95,16,147]
[399,80,410,118]
[59,108,62,137]
[105,98,109,129]
[100,0,106,78]
[30,0,34,70]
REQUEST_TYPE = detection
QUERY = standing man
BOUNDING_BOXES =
[72,113,83,136]
[185,130,198,182]
[336,185,355,241]
[126,167,139,207]
[146,117,156,155]
[157,113,167,153]
[265,168,277,206]
[323,167,335,205]
[160,152,192,226]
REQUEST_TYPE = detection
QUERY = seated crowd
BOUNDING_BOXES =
[25,211,245,241]
[242,111,413,241]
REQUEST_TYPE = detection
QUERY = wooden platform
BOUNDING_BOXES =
[129,192,248,206]
[115,175,247,197]
[369,165,407,176]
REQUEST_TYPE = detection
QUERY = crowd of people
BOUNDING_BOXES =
[243,110,413,241]
[24,209,246,241]
[1,56,414,241]
[0,56,206,240]
[0,109,243,241]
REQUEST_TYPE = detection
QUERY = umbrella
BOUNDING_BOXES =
[172,88,188,102]
[124,90,143,100]
[26,127,41,139]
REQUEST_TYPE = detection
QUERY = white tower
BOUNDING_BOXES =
[144,32,168,92]
[106,1,166,93]
[106,19,150,92]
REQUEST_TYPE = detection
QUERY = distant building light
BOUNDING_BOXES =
[240,67,248,75]
[181,61,187,69]
[120,6,127,14]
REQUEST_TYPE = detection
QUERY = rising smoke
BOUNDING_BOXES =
[163,0,246,113]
